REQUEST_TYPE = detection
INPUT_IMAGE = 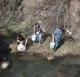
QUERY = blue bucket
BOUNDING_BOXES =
[50,42,55,49]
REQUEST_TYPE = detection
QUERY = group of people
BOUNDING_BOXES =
[17,21,72,51]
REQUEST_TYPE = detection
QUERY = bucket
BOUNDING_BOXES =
[50,42,55,49]
[31,34,36,41]
[17,44,26,51]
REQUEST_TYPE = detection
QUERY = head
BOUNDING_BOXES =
[59,26,64,31]
[18,33,22,37]
[35,23,40,28]
[38,21,42,24]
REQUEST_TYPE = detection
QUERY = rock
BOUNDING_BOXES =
[47,56,54,60]
[47,55,54,60]
[9,43,17,51]
[1,61,10,70]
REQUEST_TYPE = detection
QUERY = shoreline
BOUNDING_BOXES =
[9,41,80,60]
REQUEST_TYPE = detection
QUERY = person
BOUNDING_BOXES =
[52,26,72,50]
[17,33,28,51]
[33,21,46,46]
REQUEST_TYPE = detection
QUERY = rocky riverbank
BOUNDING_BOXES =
[9,34,80,60]
[0,0,80,61]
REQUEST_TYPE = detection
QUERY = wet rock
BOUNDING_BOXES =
[9,43,17,52]
[47,56,54,60]
[0,61,10,70]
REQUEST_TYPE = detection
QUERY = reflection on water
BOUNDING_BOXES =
[0,54,80,77]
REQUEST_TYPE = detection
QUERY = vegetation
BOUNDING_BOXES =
[0,0,80,60]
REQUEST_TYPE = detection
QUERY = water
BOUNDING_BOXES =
[0,54,80,77]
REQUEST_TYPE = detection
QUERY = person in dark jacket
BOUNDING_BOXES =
[17,33,28,47]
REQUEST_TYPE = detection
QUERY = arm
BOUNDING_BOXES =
[42,28,46,32]
[17,39,23,44]
[64,28,72,35]
[52,30,56,42]
[52,35,55,42]
[25,39,28,46]
[21,33,28,46]
[40,25,46,32]
[33,26,36,34]
[51,29,58,42]
[17,37,21,43]
[66,29,72,35]
[17,39,20,42]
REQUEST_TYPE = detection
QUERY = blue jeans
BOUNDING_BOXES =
[55,39,61,48]
[35,33,42,44]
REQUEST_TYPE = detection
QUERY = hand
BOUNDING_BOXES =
[69,32,72,35]
[67,30,72,35]
[43,29,46,32]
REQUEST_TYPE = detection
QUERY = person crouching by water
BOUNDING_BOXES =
[33,22,46,46]
[17,33,28,51]
[52,26,72,51]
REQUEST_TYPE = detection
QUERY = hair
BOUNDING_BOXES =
[35,23,38,25]
[59,25,64,31]
[35,23,40,28]
[17,33,24,41]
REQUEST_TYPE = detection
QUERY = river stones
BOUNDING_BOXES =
[0,61,10,70]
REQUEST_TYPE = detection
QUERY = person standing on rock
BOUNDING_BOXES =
[32,21,46,46]
[52,26,72,50]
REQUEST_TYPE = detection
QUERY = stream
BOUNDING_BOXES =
[0,54,80,77]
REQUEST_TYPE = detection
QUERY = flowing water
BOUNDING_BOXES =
[0,54,80,77]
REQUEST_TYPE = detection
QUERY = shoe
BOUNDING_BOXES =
[54,47,57,51]
[39,43,41,46]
